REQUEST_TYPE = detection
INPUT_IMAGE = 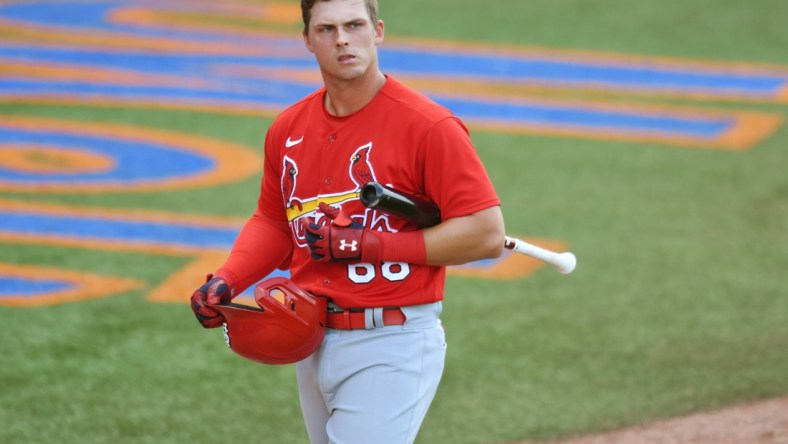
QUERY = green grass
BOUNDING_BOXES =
[387,0,788,64]
[2,0,788,443]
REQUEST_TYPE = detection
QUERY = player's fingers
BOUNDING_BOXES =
[194,310,225,329]
[192,297,221,318]
[305,223,328,259]
[305,222,325,243]
[318,202,339,219]
[307,241,328,261]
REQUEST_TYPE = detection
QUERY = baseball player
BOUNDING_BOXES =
[191,0,504,443]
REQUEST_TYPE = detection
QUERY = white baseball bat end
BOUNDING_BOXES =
[556,252,577,274]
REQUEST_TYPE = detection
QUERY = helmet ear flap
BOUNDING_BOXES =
[213,277,327,365]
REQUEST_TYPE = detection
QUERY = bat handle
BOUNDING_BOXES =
[504,236,577,274]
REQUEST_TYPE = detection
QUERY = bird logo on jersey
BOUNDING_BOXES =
[348,143,376,189]
[282,155,303,211]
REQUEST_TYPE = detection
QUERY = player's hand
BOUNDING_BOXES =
[190,274,232,328]
[305,202,379,262]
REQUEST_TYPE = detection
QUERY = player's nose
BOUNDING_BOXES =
[335,30,349,47]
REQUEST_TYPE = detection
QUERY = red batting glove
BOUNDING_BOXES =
[305,203,381,262]
[190,274,233,328]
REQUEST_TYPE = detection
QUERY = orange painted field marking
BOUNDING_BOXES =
[0,144,115,173]
[0,198,238,304]
[146,251,228,304]
[109,3,302,37]
[0,19,275,56]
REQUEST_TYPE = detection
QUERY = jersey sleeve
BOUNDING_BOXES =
[258,126,288,222]
[420,117,500,220]
[214,126,293,294]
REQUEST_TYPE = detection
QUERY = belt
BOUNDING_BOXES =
[326,306,406,330]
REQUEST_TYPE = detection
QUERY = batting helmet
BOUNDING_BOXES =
[211,277,327,365]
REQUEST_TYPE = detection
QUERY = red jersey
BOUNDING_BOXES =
[243,76,498,308]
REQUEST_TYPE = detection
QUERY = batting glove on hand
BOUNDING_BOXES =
[305,202,380,262]
[190,274,233,328]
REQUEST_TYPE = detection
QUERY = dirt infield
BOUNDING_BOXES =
[533,395,788,444]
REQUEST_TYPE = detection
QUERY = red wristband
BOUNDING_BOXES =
[362,230,426,264]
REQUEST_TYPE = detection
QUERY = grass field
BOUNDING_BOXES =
[2,1,787,443]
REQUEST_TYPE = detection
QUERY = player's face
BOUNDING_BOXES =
[303,0,384,84]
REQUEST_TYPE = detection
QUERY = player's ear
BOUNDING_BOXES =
[303,30,315,53]
[374,20,384,46]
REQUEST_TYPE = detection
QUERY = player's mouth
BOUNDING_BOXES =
[337,54,356,64]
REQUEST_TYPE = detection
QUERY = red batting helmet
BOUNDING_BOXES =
[211,277,327,365]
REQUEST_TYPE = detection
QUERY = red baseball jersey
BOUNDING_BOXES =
[253,76,499,308]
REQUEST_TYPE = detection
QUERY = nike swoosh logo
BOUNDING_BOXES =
[285,136,304,148]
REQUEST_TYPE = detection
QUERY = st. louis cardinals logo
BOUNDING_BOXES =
[348,143,376,188]
[281,155,302,211]
[281,142,394,247]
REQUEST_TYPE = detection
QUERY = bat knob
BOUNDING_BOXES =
[360,182,383,207]
[556,252,577,274]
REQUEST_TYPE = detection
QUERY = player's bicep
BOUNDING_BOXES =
[420,118,500,220]
[258,130,288,222]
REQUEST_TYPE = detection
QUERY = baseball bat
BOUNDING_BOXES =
[360,181,577,274]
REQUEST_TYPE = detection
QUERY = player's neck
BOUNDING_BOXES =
[323,70,386,117]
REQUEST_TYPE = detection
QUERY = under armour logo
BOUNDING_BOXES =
[339,239,358,251]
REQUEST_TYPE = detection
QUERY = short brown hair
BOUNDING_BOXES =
[301,0,379,34]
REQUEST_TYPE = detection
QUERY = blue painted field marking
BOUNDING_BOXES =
[0,210,239,251]
[0,126,214,185]
[0,276,74,296]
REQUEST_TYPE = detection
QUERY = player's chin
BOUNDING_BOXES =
[331,61,367,78]
[331,69,365,82]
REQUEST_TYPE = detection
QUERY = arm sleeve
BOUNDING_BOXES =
[214,208,293,295]
[420,117,500,220]
[214,127,293,294]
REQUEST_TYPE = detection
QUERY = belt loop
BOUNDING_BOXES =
[364,308,374,329]
[373,307,384,328]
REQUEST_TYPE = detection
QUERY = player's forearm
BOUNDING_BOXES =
[422,205,505,266]
[215,210,293,294]
[308,205,504,267]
